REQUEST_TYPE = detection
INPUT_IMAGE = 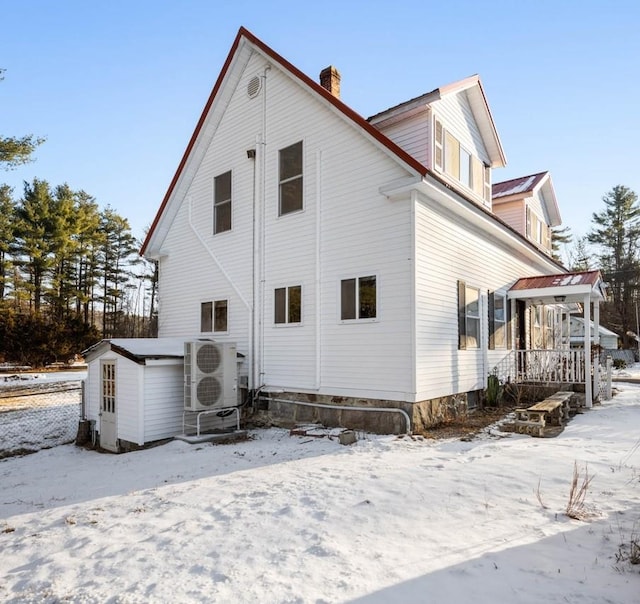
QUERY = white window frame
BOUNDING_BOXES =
[433,116,490,204]
[493,291,507,349]
[213,171,232,234]
[200,299,229,333]
[278,141,303,216]
[274,285,302,325]
[465,285,481,349]
[340,275,378,322]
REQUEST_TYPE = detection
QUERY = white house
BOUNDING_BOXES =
[138,27,606,434]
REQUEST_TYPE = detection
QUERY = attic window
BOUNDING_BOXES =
[247,76,261,98]
[434,117,490,204]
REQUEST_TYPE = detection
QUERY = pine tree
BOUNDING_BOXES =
[587,185,640,342]
[98,207,138,337]
[551,226,572,264]
[0,70,45,169]
[567,237,592,272]
[0,185,15,300]
[13,178,56,314]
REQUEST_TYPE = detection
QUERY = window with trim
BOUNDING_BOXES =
[341,275,376,321]
[275,285,302,324]
[434,118,490,203]
[279,141,303,215]
[526,206,551,251]
[214,171,232,234]
[488,291,506,349]
[532,305,543,349]
[201,300,228,332]
[458,281,480,349]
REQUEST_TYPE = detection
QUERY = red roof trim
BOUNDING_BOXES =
[141,27,427,255]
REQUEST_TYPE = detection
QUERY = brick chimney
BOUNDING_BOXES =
[319,66,341,98]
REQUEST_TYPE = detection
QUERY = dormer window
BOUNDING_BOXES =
[526,206,551,251]
[434,118,490,204]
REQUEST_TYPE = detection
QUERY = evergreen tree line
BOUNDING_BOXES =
[554,185,640,349]
[0,178,157,366]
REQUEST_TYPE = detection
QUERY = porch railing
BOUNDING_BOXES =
[516,349,586,384]
[491,349,588,384]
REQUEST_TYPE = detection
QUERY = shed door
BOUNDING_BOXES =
[100,360,118,452]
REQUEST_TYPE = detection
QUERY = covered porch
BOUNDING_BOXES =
[495,271,608,408]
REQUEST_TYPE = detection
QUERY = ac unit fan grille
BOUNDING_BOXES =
[196,344,221,373]
[196,376,222,407]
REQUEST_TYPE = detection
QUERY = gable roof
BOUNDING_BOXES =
[367,74,507,169]
[492,170,561,226]
[141,27,427,256]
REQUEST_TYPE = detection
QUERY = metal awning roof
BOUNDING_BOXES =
[508,270,606,304]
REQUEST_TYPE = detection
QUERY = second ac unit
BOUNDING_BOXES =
[184,340,237,411]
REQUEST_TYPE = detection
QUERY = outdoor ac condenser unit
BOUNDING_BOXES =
[184,340,237,411]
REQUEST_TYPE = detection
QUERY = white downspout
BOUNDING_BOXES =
[314,149,322,390]
[410,190,417,399]
[257,64,271,389]
[584,293,592,408]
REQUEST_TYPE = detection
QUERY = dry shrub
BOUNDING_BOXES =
[566,461,596,520]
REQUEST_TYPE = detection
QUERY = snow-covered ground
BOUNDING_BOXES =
[1,382,639,602]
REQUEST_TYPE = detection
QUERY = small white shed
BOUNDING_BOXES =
[82,338,240,453]
[569,316,620,350]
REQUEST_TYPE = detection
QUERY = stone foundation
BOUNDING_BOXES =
[254,390,472,435]
[411,393,469,434]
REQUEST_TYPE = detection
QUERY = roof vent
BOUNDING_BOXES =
[247,75,261,98]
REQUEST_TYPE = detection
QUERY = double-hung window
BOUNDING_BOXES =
[458,281,480,349]
[214,171,232,234]
[201,300,228,333]
[341,275,377,321]
[275,285,302,324]
[488,291,506,349]
[279,141,303,215]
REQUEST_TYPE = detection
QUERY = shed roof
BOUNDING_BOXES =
[508,270,606,304]
[83,338,187,364]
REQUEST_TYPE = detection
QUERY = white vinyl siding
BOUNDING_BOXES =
[414,191,561,401]
[157,52,413,399]
[375,113,430,167]
[143,364,187,442]
[492,200,525,233]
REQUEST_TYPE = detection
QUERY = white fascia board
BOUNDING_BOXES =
[509,284,603,301]
[145,358,184,366]
[143,43,253,257]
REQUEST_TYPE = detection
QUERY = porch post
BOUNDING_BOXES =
[584,293,592,408]
[593,299,600,402]
[511,297,517,379]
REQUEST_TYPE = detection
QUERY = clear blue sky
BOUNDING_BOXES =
[2,0,639,251]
